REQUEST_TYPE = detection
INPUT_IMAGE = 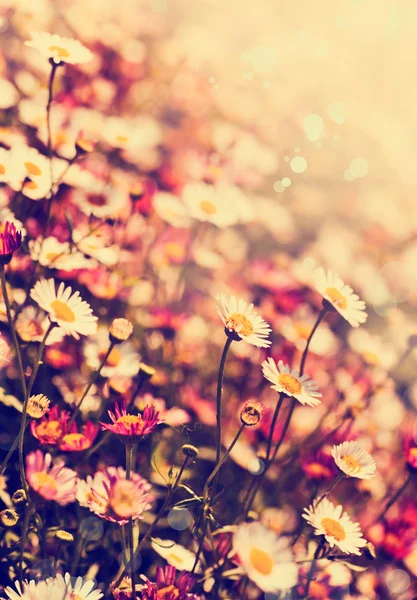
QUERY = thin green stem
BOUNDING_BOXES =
[69,341,115,424]
[19,322,54,493]
[0,265,27,398]
[213,337,233,497]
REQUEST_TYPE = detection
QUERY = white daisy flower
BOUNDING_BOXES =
[0,148,25,189]
[153,191,192,228]
[30,278,98,340]
[262,358,322,406]
[60,573,103,600]
[84,327,140,377]
[2,572,103,600]
[302,497,367,555]
[233,522,298,593]
[72,228,120,267]
[0,208,26,240]
[25,32,93,65]
[313,267,367,328]
[216,294,271,348]
[151,538,200,572]
[182,181,239,227]
[16,306,66,345]
[331,441,376,480]
[29,237,93,271]
[348,328,397,370]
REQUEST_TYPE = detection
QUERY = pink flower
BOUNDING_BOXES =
[26,450,77,506]
[0,221,22,264]
[141,566,199,600]
[135,393,190,427]
[59,420,100,451]
[100,401,163,443]
[77,466,154,525]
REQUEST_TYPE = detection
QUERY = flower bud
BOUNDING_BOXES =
[182,444,199,458]
[56,529,74,543]
[0,508,19,527]
[12,489,27,507]
[240,399,264,427]
[364,541,377,560]
[75,131,95,155]
[138,362,156,381]
[109,318,133,343]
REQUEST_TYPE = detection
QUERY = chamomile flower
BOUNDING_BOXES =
[0,148,25,189]
[29,237,92,270]
[182,181,238,227]
[313,267,367,327]
[153,191,191,228]
[303,497,367,555]
[2,573,103,600]
[25,32,93,64]
[16,306,66,345]
[216,294,271,348]
[262,358,322,406]
[151,539,200,572]
[331,441,377,480]
[233,522,298,592]
[30,278,98,339]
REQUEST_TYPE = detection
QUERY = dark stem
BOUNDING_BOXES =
[303,538,325,598]
[372,472,413,526]
[126,444,137,600]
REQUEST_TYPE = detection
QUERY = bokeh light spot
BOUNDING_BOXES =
[167,507,193,530]
[290,156,307,173]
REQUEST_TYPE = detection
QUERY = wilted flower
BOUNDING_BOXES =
[0,508,19,527]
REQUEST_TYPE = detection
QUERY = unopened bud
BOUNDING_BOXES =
[56,529,74,543]
[12,489,27,507]
[182,444,199,458]
[364,542,377,560]
[0,508,19,527]
[109,318,133,343]
[27,394,51,419]
[240,399,264,427]
[138,363,156,381]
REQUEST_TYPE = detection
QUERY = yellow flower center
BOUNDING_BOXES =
[48,45,70,58]
[321,517,346,541]
[51,299,76,323]
[24,180,38,190]
[306,462,332,479]
[99,347,121,367]
[109,480,138,518]
[199,199,217,215]
[116,414,144,427]
[24,161,43,176]
[294,322,311,340]
[324,287,347,310]
[0,164,6,175]
[165,242,185,261]
[226,312,254,337]
[32,472,58,494]
[62,433,88,448]
[116,135,128,143]
[168,552,184,563]
[249,547,274,576]
[46,252,61,262]
[362,351,380,366]
[278,373,302,395]
[342,455,361,472]
[409,448,417,459]
[156,587,180,600]
[36,420,63,442]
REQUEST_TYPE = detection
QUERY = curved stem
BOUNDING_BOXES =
[300,308,327,376]
[69,341,115,424]
[126,444,137,600]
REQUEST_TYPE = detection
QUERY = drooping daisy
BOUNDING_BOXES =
[100,402,163,443]
[151,539,200,572]
[140,566,199,600]
[262,358,322,406]
[303,497,367,555]
[313,267,367,327]
[30,278,98,339]
[331,441,377,480]
[25,32,93,64]
[232,522,298,593]
[26,449,77,506]
[216,294,271,348]
[77,466,154,526]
